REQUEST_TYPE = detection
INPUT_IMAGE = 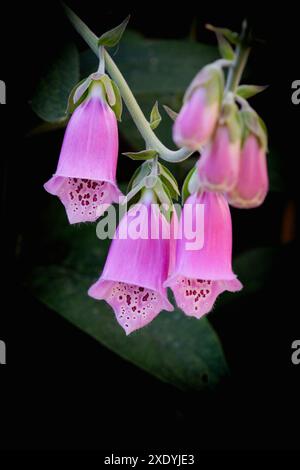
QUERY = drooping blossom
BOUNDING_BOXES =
[44,82,121,224]
[198,103,241,192]
[227,133,268,208]
[88,191,173,334]
[165,191,242,318]
[173,65,223,150]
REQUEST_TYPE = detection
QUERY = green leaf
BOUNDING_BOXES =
[236,84,268,99]
[26,201,228,391]
[122,149,158,161]
[98,15,130,48]
[212,245,288,312]
[216,33,235,60]
[149,101,162,130]
[32,43,80,122]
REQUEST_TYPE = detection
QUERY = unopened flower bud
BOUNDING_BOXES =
[173,65,223,150]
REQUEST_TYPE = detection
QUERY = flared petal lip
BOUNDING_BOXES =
[165,275,243,319]
[164,270,242,289]
[44,173,123,199]
[88,277,174,312]
[227,190,268,209]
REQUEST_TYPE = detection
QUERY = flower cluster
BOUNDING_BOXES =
[174,64,268,208]
[44,14,268,335]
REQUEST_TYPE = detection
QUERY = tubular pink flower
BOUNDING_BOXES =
[173,87,219,150]
[165,191,242,318]
[227,133,268,208]
[44,84,121,224]
[198,125,240,192]
[88,195,173,335]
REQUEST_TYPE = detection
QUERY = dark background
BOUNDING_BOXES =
[0,1,299,452]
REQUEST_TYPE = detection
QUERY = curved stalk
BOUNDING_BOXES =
[63,3,193,163]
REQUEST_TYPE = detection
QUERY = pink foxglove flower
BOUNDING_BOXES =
[88,192,173,334]
[173,65,222,150]
[227,133,268,208]
[165,191,242,318]
[44,83,121,224]
[197,103,241,192]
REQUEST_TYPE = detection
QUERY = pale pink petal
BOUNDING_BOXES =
[44,177,120,224]
[88,201,173,334]
[170,276,242,318]
[198,126,240,192]
[227,134,268,208]
[173,88,219,150]
[44,86,121,224]
[89,281,169,335]
[165,191,242,317]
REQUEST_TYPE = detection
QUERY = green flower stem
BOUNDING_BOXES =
[63,3,193,163]
[224,22,251,94]
[97,46,105,74]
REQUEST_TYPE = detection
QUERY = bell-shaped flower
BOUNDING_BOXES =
[227,115,268,208]
[197,101,241,192]
[164,191,242,318]
[88,191,173,334]
[44,82,121,224]
[173,65,223,150]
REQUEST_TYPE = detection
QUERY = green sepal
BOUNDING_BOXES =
[97,74,122,120]
[122,149,159,161]
[220,101,241,143]
[206,24,239,45]
[98,15,130,48]
[163,105,178,121]
[126,162,152,194]
[153,178,174,222]
[158,163,180,201]
[149,101,162,130]
[181,166,197,204]
[205,67,224,106]
[110,80,123,121]
[240,108,268,151]
[216,32,235,60]
[66,77,90,115]
[184,64,224,106]
[99,74,116,106]
[236,84,268,99]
